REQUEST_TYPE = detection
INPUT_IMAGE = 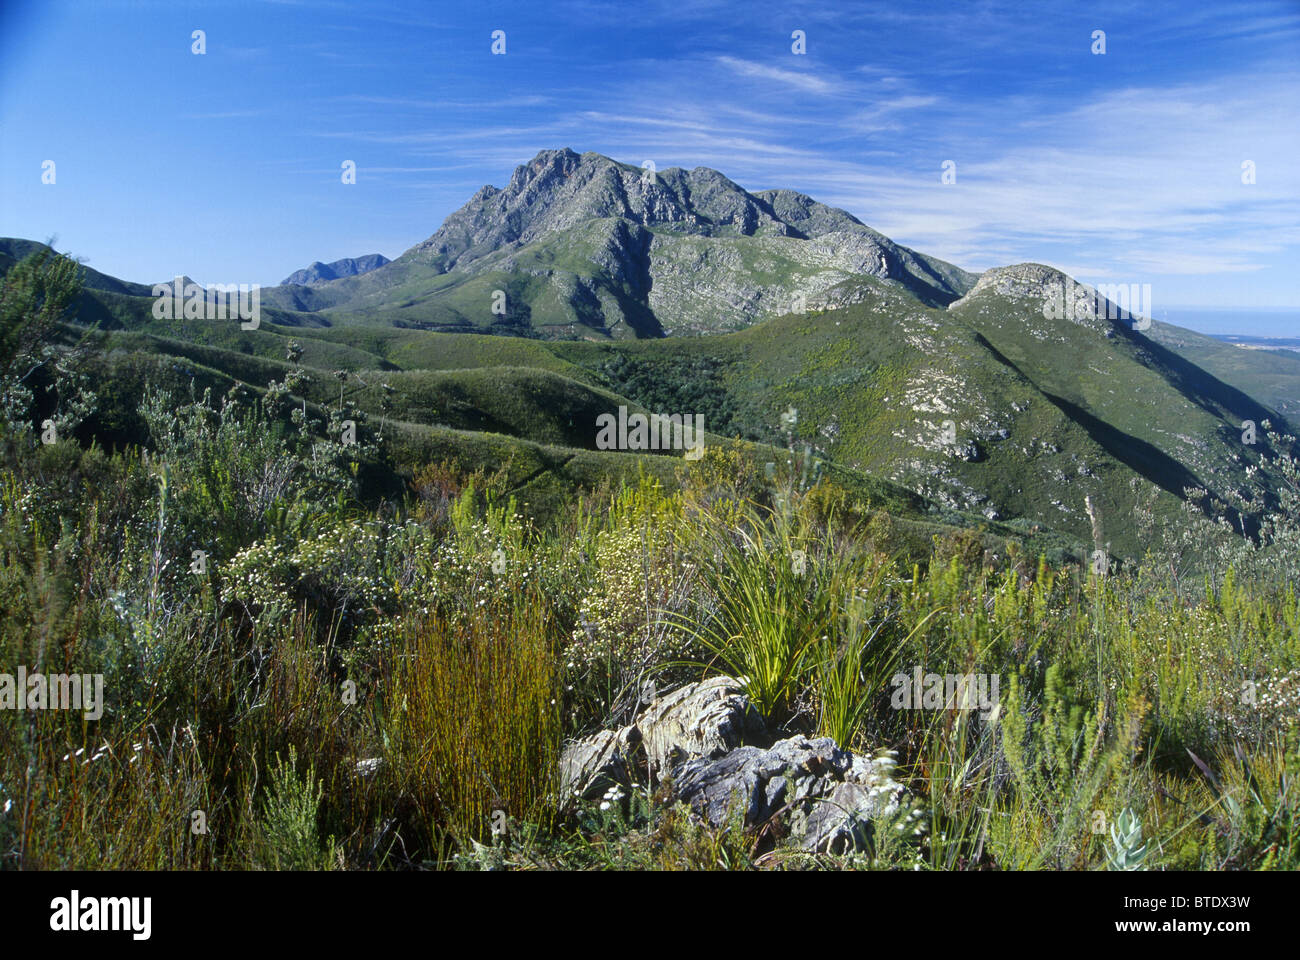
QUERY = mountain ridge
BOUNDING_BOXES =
[2,147,1295,556]
[281,254,391,287]
[257,147,980,336]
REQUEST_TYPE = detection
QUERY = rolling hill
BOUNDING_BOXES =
[2,149,1294,559]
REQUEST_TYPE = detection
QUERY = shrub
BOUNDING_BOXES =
[381,596,563,850]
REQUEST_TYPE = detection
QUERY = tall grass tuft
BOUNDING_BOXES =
[678,499,843,722]
[382,594,563,853]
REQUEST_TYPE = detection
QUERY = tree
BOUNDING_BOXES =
[0,245,94,449]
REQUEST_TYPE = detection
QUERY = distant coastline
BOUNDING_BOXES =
[1210,334,1300,353]
[1161,307,1300,341]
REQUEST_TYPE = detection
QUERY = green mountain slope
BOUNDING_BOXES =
[1146,320,1300,420]
[87,265,1275,556]
[257,148,978,338]
[4,144,1295,562]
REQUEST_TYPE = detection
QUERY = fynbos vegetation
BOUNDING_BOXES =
[1,248,1296,872]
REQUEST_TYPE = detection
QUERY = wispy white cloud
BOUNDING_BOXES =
[27,0,1293,303]
[716,55,837,94]
[305,58,1294,286]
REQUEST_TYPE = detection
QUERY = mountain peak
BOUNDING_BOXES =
[331,148,981,336]
[507,147,585,191]
[950,262,1150,334]
[402,148,815,271]
[281,254,390,287]
[954,263,1070,303]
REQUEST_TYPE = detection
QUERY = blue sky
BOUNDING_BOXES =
[2,0,1298,325]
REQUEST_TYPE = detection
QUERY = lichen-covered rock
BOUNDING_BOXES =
[559,677,906,854]
[670,735,905,854]
[635,675,768,771]
[559,725,639,801]
[560,676,766,799]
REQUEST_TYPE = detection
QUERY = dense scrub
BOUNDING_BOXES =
[2,251,1298,871]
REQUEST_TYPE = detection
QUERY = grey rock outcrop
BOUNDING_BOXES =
[559,676,907,854]
[671,735,904,854]
[559,675,766,798]
[559,725,639,801]
[636,675,768,770]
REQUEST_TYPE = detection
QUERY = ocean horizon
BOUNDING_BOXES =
[1161,307,1300,339]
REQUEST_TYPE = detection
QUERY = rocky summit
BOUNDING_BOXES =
[260,148,977,336]
[280,254,391,287]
